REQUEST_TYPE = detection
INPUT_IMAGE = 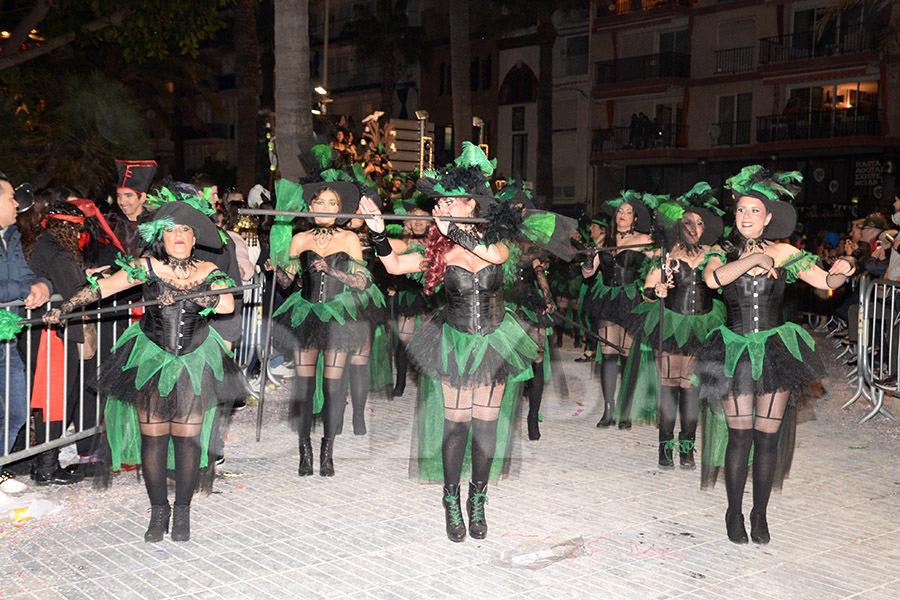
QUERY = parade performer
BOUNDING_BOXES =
[581,191,656,428]
[387,194,435,398]
[695,166,855,545]
[633,184,725,468]
[269,181,371,476]
[44,196,240,543]
[497,185,556,441]
[554,217,604,353]
[361,143,539,543]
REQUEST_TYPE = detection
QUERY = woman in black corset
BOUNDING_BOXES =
[360,143,538,543]
[634,185,725,469]
[695,166,855,544]
[45,198,239,543]
[270,183,369,477]
[581,192,656,429]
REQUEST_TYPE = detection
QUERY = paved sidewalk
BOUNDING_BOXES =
[2,336,900,600]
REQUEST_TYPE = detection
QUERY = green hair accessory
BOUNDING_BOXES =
[726,165,802,202]
[138,216,175,243]
[454,141,497,177]
[655,201,686,230]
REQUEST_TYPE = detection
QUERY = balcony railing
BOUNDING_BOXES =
[595,52,690,84]
[597,0,690,17]
[715,47,754,74]
[711,120,752,146]
[756,108,882,142]
[759,27,879,65]
[592,124,689,153]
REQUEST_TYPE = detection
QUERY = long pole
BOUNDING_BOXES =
[239,208,488,223]
[19,284,261,326]
[256,270,278,441]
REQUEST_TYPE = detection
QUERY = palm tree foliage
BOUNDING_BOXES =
[820,0,899,54]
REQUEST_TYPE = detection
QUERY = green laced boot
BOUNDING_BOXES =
[442,483,466,543]
[678,435,696,470]
[466,481,489,539]
[658,436,676,469]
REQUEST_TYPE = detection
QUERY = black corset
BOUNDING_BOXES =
[721,269,786,333]
[299,251,350,303]
[444,264,505,334]
[599,249,644,287]
[667,261,713,316]
[140,280,210,355]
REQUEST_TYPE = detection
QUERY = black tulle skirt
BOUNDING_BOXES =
[271,290,368,353]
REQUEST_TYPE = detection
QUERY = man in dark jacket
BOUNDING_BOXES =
[0,171,52,461]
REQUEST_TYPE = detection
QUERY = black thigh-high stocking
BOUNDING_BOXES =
[140,433,170,506]
[752,390,789,515]
[292,376,315,438]
[348,363,369,435]
[599,355,620,420]
[679,386,700,439]
[657,386,678,440]
[526,359,545,419]
[171,433,202,506]
[322,377,347,440]
[442,419,471,485]
[724,427,753,514]
[393,340,409,395]
[471,418,498,483]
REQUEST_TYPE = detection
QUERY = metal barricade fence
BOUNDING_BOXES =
[0,276,267,468]
[843,274,899,423]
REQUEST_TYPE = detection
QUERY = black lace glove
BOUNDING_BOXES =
[43,286,102,325]
[445,223,480,252]
[275,265,296,289]
[710,253,774,287]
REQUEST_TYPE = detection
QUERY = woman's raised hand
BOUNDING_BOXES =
[360,196,385,233]
[432,205,450,236]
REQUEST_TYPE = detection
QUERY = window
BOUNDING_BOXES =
[439,64,446,96]
[565,35,589,76]
[512,106,525,132]
[471,59,480,92]
[443,126,453,152]
[482,56,492,90]
[512,134,527,180]
[659,30,689,54]
[716,92,752,145]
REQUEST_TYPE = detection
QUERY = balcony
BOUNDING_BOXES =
[711,120,752,147]
[756,108,882,143]
[592,124,689,153]
[594,52,690,84]
[715,47,754,74]
[597,0,690,17]
[759,27,879,65]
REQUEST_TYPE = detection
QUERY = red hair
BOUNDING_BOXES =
[423,224,454,295]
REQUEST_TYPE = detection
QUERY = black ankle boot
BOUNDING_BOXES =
[596,401,616,428]
[618,420,632,430]
[466,481,488,539]
[171,504,191,542]
[298,437,313,476]
[527,414,541,441]
[391,377,406,398]
[679,435,696,470]
[442,484,466,543]
[32,449,84,485]
[725,509,749,544]
[144,503,170,543]
[658,436,675,469]
[319,437,335,476]
[749,509,770,544]
[392,342,408,397]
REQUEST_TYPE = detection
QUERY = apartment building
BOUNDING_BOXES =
[590,0,898,228]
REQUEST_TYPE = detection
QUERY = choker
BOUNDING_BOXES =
[744,236,766,253]
[617,228,634,238]
[166,255,198,280]
[679,241,704,256]
[313,227,335,246]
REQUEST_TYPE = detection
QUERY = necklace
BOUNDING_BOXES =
[617,228,634,238]
[745,236,766,253]
[313,227,335,249]
[166,255,198,280]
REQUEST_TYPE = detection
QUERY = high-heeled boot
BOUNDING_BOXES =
[298,437,313,476]
[171,504,191,542]
[658,433,675,469]
[725,509,749,544]
[596,356,619,427]
[144,503,170,543]
[466,481,488,539]
[319,437,335,477]
[678,434,696,470]
[392,341,408,397]
[442,483,466,542]
[750,508,770,544]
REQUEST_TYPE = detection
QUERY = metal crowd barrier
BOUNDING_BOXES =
[0,276,268,468]
[842,274,900,423]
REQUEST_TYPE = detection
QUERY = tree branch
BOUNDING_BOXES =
[0,9,129,72]
[4,0,53,58]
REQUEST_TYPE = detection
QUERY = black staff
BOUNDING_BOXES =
[239,208,489,224]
